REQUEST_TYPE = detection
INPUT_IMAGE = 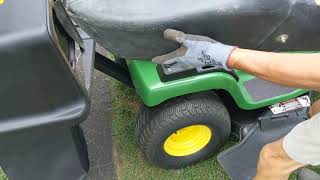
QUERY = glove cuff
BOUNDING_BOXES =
[214,44,237,71]
[225,47,238,70]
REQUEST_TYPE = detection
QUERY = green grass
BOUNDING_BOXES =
[111,80,319,180]
[0,167,8,180]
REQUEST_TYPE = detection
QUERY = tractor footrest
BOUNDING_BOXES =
[218,108,309,180]
[244,78,297,102]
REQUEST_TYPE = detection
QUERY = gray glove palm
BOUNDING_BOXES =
[152,29,236,72]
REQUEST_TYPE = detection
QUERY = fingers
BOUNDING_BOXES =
[164,29,187,43]
[152,51,177,64]
[182,40,196,48]
[185,34,217,43]
[152,46,187,64]
[163,29,195,49]
[164,29,217,44]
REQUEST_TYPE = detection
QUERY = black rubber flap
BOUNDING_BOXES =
[244,78,296,102]
[218,108,308,180]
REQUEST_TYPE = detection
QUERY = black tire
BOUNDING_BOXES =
[136,91,231,169]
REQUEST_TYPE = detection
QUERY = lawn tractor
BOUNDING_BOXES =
[1,0,320,179]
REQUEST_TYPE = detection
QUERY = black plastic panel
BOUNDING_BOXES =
[157,65,239,82]
[244,78,296,102]
[0,0,91,132]
[0,125,89,180]
[218,108,309,180]
[65,0,320,59]
[259,2,320,51]
[0,1,94,179]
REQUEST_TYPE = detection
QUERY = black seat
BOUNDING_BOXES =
[65,0,320,59]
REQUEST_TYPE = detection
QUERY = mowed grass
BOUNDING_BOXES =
[0,167,8,180]
[111,80,320,180]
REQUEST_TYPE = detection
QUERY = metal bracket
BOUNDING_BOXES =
[94,53,134,88]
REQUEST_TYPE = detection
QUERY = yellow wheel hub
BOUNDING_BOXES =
[163,125,212,156]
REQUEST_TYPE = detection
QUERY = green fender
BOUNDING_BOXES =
[127,60,307,110]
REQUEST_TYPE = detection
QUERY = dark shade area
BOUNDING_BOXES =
[81,70,115,180]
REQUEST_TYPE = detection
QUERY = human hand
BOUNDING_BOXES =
[152,29,236,73]
[308,99,320,117]
[254,139,305,180]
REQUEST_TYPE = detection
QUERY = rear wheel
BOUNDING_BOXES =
[136,92,231,168]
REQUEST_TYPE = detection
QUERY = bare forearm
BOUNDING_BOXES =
[229,49,320,91]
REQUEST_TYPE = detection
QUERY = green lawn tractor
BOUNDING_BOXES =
[2,0,320,179]
[64,0,320,178]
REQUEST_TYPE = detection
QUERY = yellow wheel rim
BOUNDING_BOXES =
[163,125,212,156]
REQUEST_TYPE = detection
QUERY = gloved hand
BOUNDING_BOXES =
[152,29,237,72]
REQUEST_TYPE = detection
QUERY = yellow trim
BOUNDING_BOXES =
[163,125,212,156]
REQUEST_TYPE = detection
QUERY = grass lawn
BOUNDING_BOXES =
[0,167,8,180]
[111,80,319,180]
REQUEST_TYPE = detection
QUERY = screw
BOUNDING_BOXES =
[277,34,289,44]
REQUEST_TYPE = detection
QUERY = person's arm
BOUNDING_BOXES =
[229,49,320,91]
[153,29,320,92]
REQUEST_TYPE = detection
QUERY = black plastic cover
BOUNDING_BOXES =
[65,0,320,59]
[218,108,309,180]
[0,1,95,179]
[0,0,92,133]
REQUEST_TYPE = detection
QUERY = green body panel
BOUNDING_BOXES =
[127,60,307,110]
